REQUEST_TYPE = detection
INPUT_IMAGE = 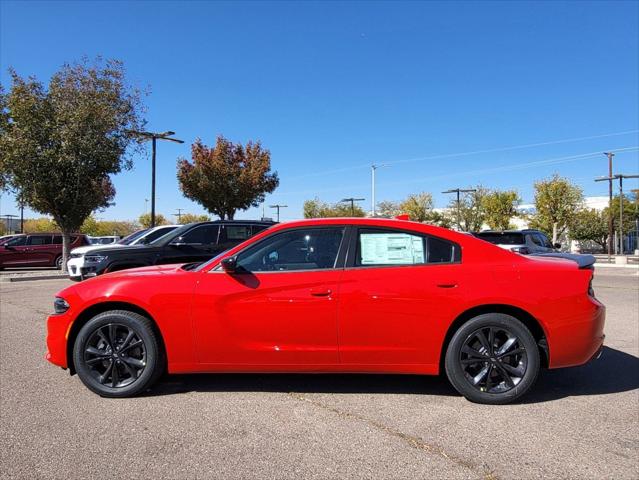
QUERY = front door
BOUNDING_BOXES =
[192,226,346,366]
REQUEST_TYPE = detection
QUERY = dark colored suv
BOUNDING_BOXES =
[473,229,560,254]
[73,220,275,280]
[0,233,89,269]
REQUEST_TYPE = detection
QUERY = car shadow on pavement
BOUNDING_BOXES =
[148,346,638,403]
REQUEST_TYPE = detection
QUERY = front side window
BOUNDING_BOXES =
[235,227,344,272]
[529,234,543,246]
[356,228,460,266]
[223,225,252,241]
[5,236,27,247]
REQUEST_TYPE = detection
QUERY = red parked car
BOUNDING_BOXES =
[45,218,605,404]
[0,233,89,269]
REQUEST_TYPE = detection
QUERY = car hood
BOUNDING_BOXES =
[101,263,185,278]
[71,244,131,255]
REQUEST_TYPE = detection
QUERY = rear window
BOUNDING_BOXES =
[475,232,524,245]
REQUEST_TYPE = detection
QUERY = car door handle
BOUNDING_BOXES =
[437,283,458,289]
[310,289,332,297]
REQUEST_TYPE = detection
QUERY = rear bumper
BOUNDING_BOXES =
[548,297,606,369]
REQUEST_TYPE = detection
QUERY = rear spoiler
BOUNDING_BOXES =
[530,252,596,269]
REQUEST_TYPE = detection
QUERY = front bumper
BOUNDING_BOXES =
[46,310,75,369]
[66,257,104,281]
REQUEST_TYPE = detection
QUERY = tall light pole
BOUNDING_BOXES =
[595,174,639,255]
[269,204,287,222]
[174,208,184,223]
[371,164,390,217]
[603,152,615,258]
[340,197,365,216]
[442,188,477,230]
[127,130,184,228]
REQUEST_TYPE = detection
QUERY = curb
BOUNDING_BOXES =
[594,263,639,270]
[2,275,69,283]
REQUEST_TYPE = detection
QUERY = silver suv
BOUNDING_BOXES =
[473,229,560,255]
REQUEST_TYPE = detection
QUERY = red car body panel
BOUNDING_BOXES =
[45,218,605,375]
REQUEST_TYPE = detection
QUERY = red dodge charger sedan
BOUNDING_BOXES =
[46,218,605,404]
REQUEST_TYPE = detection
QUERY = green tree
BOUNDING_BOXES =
[376,200,401,218]
[177,136,279,220]
[425,211,454,228]
[23,217,59,233]
[569,209,608,249]
[399,192,434,222]
[176,213,211,224]
[302,198,366,218]
[481,190,520,230]
[139,213,169,228]
[447,187,488,232]
[0,58,145,270]
[532,174,583,243]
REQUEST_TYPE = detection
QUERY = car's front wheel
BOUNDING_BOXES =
[73,310,164,397]
[445,313,540,404]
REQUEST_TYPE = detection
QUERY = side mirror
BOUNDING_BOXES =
[553,243,561,249]
[221,256,237,273]
[4,244,14,250]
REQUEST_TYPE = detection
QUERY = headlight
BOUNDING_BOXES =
[53,297,70,314]
[85,254,107,263]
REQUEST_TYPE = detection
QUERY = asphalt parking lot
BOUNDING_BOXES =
[1,270,637,479]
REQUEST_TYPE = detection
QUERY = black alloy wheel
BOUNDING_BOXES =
[73,310,164,397]
[445,313,540,404]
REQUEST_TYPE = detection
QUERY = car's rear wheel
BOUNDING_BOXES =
[73,310,164,397]
[55,255,63,269]
[445,313,540,405]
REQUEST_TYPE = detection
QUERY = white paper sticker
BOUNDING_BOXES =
[360,233,424,265]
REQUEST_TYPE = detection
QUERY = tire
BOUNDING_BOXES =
[55,255,63,269]
[73,310,164,398]
[445,313,540,405]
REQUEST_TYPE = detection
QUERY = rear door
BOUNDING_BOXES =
[337,227,463,367]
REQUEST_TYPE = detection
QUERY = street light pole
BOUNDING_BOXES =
[371,164,390,217]
[269,204,288,222]
[126,130,184,228]
[340,197,365,216]
[595,173,639,256]
[442,188,477,230]
[603,152,615,258]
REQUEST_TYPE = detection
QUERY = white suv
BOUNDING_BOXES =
[67,225,178,281]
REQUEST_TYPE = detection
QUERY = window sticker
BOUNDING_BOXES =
[360,233,424,265]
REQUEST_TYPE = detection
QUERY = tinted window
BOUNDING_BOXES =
[428,236,460,263]
[5,236,27,246]
[529,234,543,246]
[178,225,220,245]
[224,225,252,241]
[236,227,344,272]
[538,233,553,248]
[52,236,62,244]
[120,229,148,245]
[475,232,524,245]
[357,229,460,266]
[28,235,52,245]
[252,224,270,235]
[144,227,177,244]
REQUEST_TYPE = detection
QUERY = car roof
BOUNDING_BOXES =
[476,229,542,234]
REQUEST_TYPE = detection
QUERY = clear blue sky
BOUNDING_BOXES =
[1,1,638,222]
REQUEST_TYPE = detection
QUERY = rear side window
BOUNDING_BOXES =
[52,236,62,244]
[178,225,220,245]
[356,229,460,266]
[224,225,251,241]
[475,232,524,245]
[27,235,52,245]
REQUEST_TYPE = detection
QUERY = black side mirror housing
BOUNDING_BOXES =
[553,243,561,249]
[221,256,237,273]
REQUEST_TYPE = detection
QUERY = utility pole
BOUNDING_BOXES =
[341,197,365,216]
[595,173,639,256]
[371,164,390,217]
[269,204,287,222]
[442,188,477,230]
[19,203,24,234]
[126,130,185,228]
[603,152,615,258]
[174,208,184,223]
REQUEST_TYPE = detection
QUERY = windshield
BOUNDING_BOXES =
[119,229,148,245]
[475,232,525,245]
[193,251,228,272]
